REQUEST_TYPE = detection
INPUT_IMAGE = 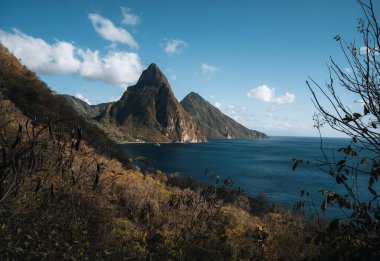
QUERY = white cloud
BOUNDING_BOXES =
[121,7,140,26]
[275,92,295,104]
[227,105,234,109]
[89,13,138,49]
[0,28,144,89]
[201,63,219,76]
[75,93,91,105]
[78,49,143,89]
[164,39,188,55]
[246,85,295,104]
[214,102,222,109]
[0,28,80,74]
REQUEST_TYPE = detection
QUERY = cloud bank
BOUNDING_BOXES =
[0,28,143,89]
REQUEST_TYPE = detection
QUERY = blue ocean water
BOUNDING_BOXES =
[121,136,375,218]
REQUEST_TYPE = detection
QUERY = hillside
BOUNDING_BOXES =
[0,43,334,260]
[181,92,268,139]
[96,64,206,143]
[60,94,113,119]
[0,92,320,260]
[0,44,123,159]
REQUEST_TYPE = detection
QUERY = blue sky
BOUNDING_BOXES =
[0,0,366,136]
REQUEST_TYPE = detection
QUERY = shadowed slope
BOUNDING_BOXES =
[181,92,268,139]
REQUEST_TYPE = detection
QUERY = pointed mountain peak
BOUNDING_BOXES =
[184,92,203,100]
[182,92,209,105]
[137,63,169,86]
[147,63,160,72]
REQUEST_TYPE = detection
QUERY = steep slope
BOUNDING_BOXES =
[0,44,122,158]
[60,94,111,118]
[97,64,206,143]
[181,92,268,139]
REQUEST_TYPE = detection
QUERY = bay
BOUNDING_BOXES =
[121,136,375,219]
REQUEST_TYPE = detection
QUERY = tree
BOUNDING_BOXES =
[303,0,380,258]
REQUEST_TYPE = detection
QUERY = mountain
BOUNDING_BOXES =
[180,92,268,139]
[96,64,206,143]
[0,44,123,159]
[60,94,111,118]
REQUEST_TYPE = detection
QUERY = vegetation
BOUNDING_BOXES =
[0,94,320,260]
[294,0,380,259]
[0,44,321,260]
[2,0,379,259]
[0,44,123,160]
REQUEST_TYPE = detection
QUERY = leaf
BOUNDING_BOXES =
[93,174,99,190]
[364,104,370,115]
[50,183,54,197]
[334,35,341,41]
[292,159,303,171]
[368,186,377,196]
[361,157,369,164]
[34,177,42,193]
[337,160,346,165]
[321,199,327,212]
[336,175,344,184]
[48,121,53,139]
[352,112,361,119]
[369,177,374,187]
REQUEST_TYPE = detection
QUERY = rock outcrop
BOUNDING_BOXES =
[96,64,206,143]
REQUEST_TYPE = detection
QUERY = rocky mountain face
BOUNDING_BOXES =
[181,92,269,139]
[96,64,206,143]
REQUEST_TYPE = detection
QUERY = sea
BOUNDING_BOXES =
[121,136,377,219]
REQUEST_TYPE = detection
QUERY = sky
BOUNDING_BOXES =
[0,0,368,137]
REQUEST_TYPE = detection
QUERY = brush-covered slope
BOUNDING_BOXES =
[181,92,268,139]
[97,64,206,143]
[0,44,122,158]
[60,94,111,118]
